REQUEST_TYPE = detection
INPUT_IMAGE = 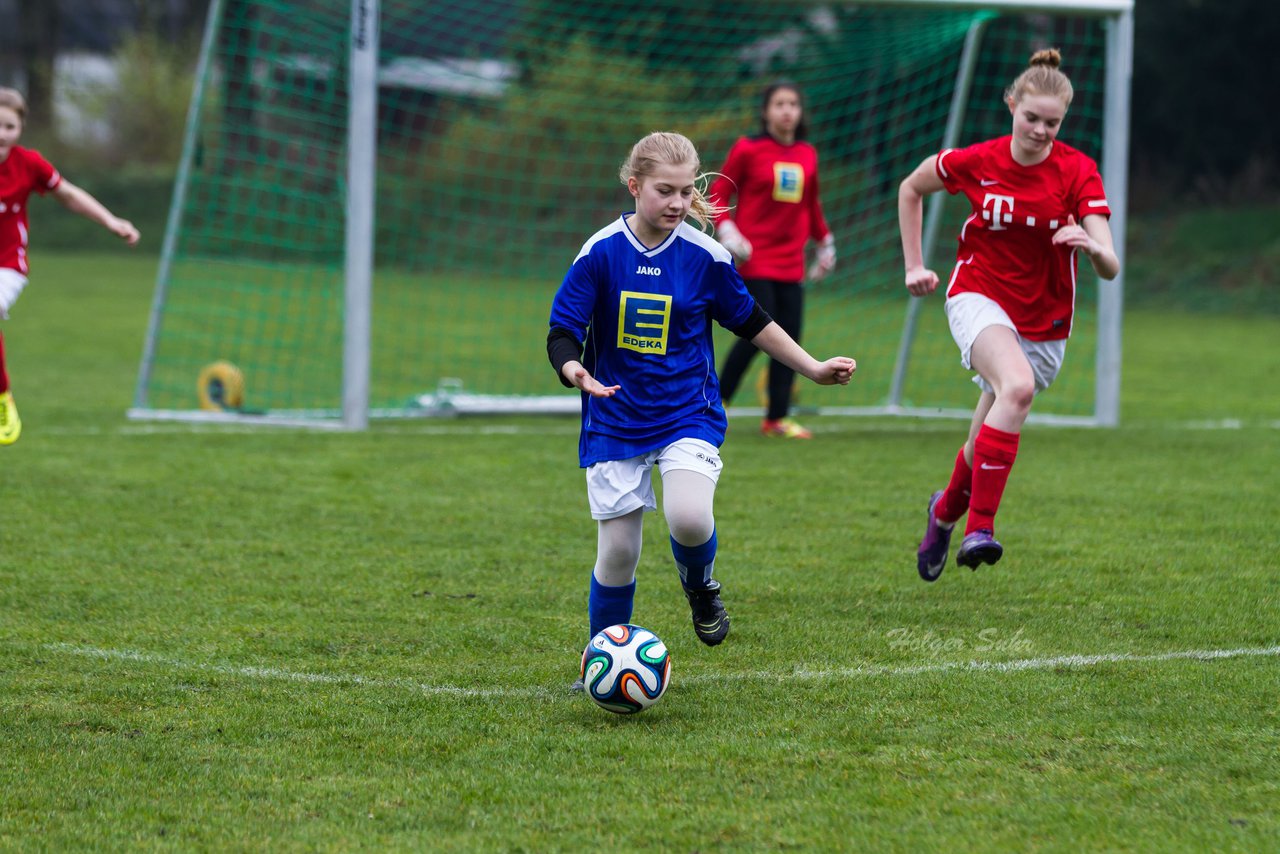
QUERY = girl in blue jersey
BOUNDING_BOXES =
[548,132,855,679]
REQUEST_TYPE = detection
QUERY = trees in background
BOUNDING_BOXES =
[11,0,210,130]
[9,0,1278,202]
[17,0,59,129]
[1131,0,1277,201]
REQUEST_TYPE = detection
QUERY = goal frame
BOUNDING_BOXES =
[129,0,1134,429]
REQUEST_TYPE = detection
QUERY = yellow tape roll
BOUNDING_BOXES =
[197,361,245,411]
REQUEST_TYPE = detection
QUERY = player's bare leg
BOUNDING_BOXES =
[956,327,1034,568]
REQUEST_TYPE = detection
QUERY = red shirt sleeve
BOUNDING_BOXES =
[709,138,748,226]
[25,148,62,195]
[1071,156,1110,220]
[935,143,981,195]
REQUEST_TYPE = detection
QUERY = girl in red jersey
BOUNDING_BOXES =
[898,50,1119,580]
[710,81,836,440]
[0,87,140,444]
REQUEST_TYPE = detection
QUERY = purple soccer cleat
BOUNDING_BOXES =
[956,529,1003,570]
[916,490,954,582]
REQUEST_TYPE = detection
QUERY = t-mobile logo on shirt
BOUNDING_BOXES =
[982,193,1015,231]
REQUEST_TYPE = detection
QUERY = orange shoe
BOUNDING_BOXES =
[760,417,812,439]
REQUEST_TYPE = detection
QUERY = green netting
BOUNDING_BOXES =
[135,0,1113,420]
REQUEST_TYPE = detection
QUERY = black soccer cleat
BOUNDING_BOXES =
[684,580,730,646]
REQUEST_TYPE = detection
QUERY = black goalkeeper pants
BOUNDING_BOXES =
[719,278,803,421]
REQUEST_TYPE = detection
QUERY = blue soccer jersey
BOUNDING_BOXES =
[549,214,758,467]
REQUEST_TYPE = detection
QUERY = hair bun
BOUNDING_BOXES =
[1029,48,1062,69]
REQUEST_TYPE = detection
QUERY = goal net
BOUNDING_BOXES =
[131,0,1132,427]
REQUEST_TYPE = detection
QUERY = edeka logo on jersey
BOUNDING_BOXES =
[617,291,672,354]
[772,162,804,203]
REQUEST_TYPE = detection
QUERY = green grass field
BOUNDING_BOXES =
[2,250,1277,850]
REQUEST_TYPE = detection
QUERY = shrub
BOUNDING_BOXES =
[57,31,197,171]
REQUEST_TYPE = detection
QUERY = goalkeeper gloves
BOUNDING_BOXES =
[807,233,837,282]
[715,220,753,263]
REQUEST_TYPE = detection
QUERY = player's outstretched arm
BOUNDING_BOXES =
[561,362,620,398]
[750,322,855,386]
[52,180,140,245]
[899,156,944,297]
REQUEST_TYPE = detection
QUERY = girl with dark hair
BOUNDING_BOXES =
[710,82,835,439]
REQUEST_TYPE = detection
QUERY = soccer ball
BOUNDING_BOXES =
[581,624,671,714]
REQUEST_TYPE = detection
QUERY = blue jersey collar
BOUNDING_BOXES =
[621,213,680,257]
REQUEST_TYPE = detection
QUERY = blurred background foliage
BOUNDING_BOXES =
[0,0,1276,311]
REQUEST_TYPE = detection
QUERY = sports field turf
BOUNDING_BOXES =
[2,252,1276,850]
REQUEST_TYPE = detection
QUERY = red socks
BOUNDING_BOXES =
[935,446,973,524]
[0,330,8,394]
[967,424,1020,535]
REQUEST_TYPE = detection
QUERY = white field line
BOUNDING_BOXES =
[40,422,959,438]
[44,642,534,699]
[37,423,582,438]
[1177,418,1280,430]
[688,644,1280,685]
[44,642,1280,701]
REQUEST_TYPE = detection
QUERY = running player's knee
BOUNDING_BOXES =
[666,501,714,547]
[1003,379,1035,412]
[598,537,641,577]
[669,518,713,548]
[596,514,643,579]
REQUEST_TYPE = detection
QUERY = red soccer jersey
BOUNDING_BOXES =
[0,146,61,275]
[709,135,830,283]
[936,136,1110,340]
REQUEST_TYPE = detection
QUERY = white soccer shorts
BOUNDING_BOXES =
[586,437,723,520]
[945,291,1066,394]
[0,268,28,319]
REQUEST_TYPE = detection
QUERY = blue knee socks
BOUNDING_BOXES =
[588,575,636,640]
[671,529,717,591]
